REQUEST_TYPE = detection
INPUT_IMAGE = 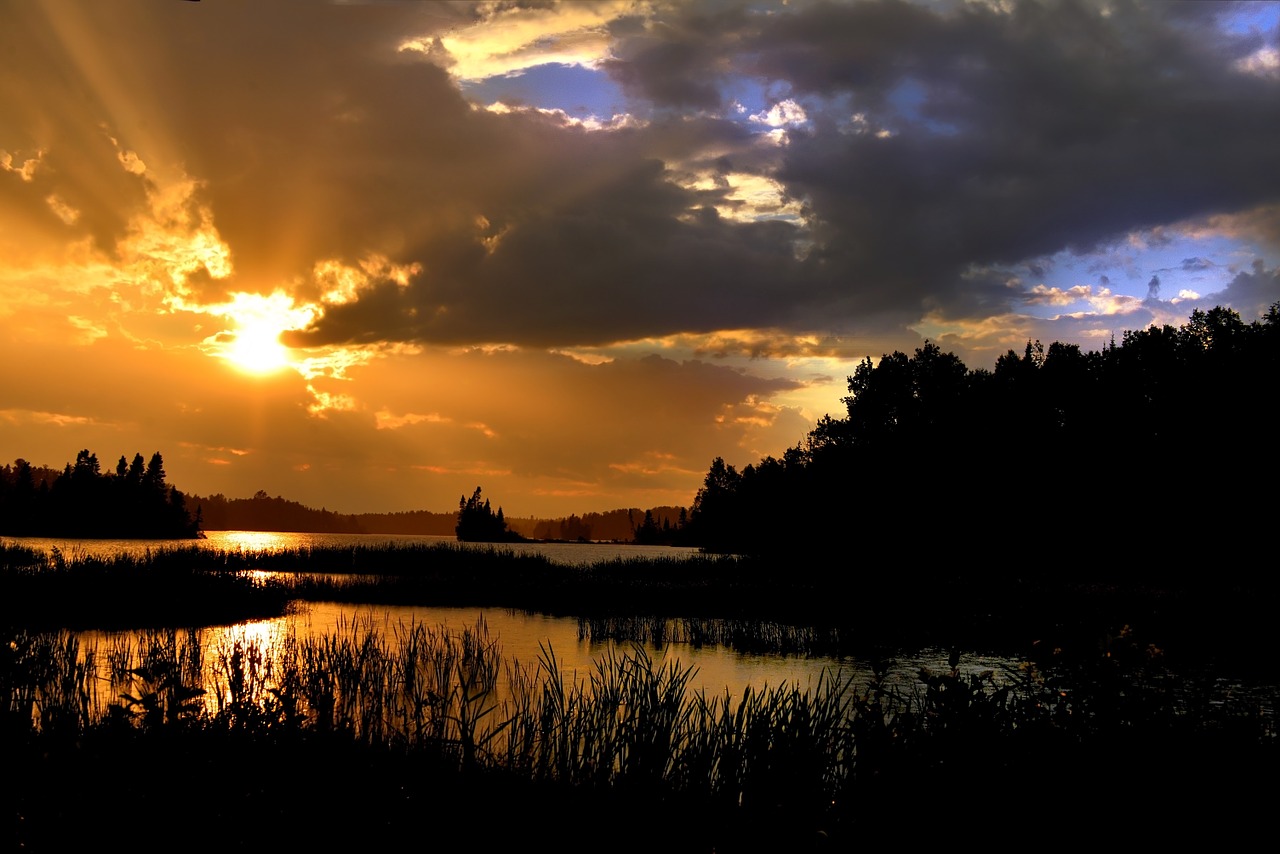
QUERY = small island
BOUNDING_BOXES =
[454,486,525,542]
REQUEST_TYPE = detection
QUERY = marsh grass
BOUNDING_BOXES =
[5,615,1275,851]
[9,542,1279,675]
[7,541,1279,848]
[0,542,44,568]
[1,630,99,740]
[579,615,850,656]
[0,547,294,630]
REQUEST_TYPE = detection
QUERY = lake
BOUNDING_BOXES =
[4,529,710,566]
[5,530,1024,708]
[177,602,1019,698]
[7,530,1276,854]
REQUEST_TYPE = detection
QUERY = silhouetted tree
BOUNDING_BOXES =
[143,452,167,494]
[455,487,522,542]
[126,453,146,486]
[634,509,661,544]
[687,457,744,552]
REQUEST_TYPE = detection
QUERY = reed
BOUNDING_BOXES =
[0,541,45,568]
[7,541,1279,848]
[0,548,293,630]
[12,542,1278,676]
[4,618,1276,849]
[1,629,98,738]
[578,615,852,657]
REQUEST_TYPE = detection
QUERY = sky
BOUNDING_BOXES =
[2,0,1279,518]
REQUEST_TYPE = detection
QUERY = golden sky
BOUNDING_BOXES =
[2,0,1278,516]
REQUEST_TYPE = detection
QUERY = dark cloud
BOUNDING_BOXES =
[293,187,805,348]
[9,1,1280,351]
[602,39,723,109]
[761,0,1280,318]
[1026,260,1050,278]
[601,3,750,109]
[1151,256,1217,275]
[1213,260,1280,318]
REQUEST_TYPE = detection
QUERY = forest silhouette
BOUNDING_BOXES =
[195,491,459,535]
[0,451,199,539]
[683,304,1278,561]
[2,304,1276,554]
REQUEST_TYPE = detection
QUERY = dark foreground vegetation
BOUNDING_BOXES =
[3,541,1277,850]
[4,615,1273,850]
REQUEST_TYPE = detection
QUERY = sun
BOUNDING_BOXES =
[226,321,291,374]
[211,291,316,375]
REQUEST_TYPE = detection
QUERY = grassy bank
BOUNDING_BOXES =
[4,619,1273,850]
[0,543,294,630]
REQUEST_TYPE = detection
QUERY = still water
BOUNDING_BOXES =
[5,529,710,566]
[8,530,1022,704]
[193,602,1019,701]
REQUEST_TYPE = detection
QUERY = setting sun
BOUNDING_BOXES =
[226,323,290,374]
[2,0,1277,520]
[210,291,315,375]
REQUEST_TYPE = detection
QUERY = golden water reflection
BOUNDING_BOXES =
[84,602,1019,722]
[4,530,711,566]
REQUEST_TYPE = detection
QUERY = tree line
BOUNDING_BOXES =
[193,491,459,535]
[193,490,689,543]
[0,451,201,539]
[453,489,693,545]
[528,506,689,543]
[683,304,1280,562]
